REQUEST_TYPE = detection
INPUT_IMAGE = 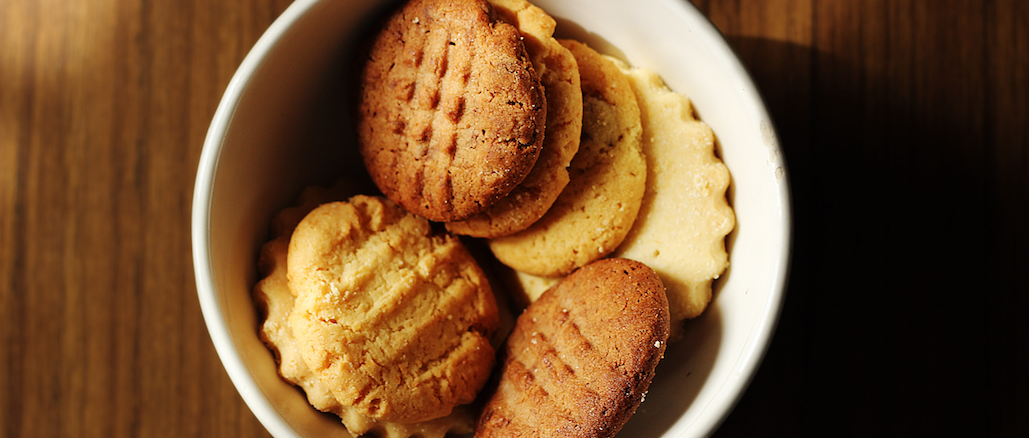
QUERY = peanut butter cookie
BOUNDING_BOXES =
[446,0,582,238]
[287,195,498,423]
[476,258,670,437]
[254,184,479,437]
[359,0,546,223]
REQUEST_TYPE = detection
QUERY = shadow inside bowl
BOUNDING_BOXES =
[622,304,725,436]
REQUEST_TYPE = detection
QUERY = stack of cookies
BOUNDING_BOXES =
[253,0,735,436]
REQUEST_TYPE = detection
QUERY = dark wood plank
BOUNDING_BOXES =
[700,0,1029,436]
[984,2,1029,435]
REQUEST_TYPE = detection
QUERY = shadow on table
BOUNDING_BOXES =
[713,36,1029,437]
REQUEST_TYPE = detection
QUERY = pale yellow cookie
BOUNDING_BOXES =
[446,0,583,238]
[610,62,735,322]
[254,184,477,437]
[489,40,646,277]
[287,196,498,424]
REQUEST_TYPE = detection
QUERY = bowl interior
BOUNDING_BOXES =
[193,0,791,436]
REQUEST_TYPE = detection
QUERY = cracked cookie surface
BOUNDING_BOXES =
[287,195,498,423]
[446,0,582,238]
[359,0,546,223]
[476,258,669,437]
[254,182,480,437]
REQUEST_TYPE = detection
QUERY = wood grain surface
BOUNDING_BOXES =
[1,0,1026,437]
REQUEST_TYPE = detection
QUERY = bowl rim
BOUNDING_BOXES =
[659,1,793,434]
[191,0,324,436]
[191,0,792,436]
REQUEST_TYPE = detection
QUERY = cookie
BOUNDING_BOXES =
[476,258,670,437]
[489,40,646,277]
[610,62,735,322]
[254,184,477,437]
[256,237,345,416]
[446,0,582,238]
[286,195,498,423]
[359,0,547,223]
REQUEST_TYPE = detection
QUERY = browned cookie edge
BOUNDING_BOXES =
[476,258,669,437]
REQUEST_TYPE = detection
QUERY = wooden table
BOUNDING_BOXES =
[2,0,1026,436]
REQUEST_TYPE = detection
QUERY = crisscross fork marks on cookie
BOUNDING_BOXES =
[508,300,649,426]
[287,196,498,423]
[445,0,583,238]
[294,201,489,367]
[409,19,476,213]
[477,259,669,437]
[359,0,545,223]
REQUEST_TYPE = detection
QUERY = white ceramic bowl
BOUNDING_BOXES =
[192,0,791,436]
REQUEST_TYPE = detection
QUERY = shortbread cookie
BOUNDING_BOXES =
[489,40,645,277]
[477,258,670,437]
[287,196,498,423]
[610,62,735,322]
[446,0,582,238]
[359,0,546,223]
[254,184,477,437]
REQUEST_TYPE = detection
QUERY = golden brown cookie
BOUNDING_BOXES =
[610,61,735,323]
[287,195,498,424]
[476,258,670,437]
[489,40,646,277]
[254,183,478,437]
[446,0,582,238]
[359,0,547,223]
